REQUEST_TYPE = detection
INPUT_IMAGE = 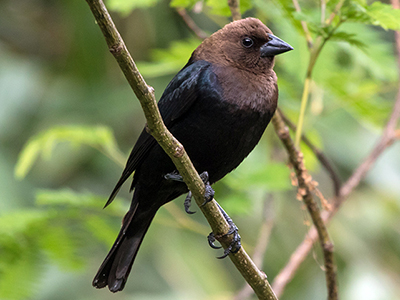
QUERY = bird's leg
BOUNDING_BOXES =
[198,171,215,205]
[164,171,215,214]
[207,203,241,259]
[164,171,240,257]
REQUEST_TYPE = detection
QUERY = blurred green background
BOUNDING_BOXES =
[1,0,400,299]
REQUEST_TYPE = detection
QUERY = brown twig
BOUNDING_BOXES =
[272,0,400,292]
[278,109,341,197]
[271,110,338,300]
[228,0,241,21]
[176,8,209,40]
[326,0,346,26]
[84,0,278,299]
[292,0,313,48]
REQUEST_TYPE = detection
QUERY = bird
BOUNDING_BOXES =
[92,17,293,292]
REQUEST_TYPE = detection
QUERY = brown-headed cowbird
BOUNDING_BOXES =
[93,17,292,292]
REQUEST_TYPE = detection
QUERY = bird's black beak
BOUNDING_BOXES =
[260,35,293,57]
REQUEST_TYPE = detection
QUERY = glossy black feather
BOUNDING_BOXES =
[104,60,212,207]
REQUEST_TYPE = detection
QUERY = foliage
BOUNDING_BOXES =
[14,126,126,179]
[0,189,124,300]
[137,39,201,77]
[1,0,400,299]
[170,0,253,16]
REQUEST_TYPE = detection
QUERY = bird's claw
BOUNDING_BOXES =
[164,171,183,182]
[164,170,214,214]
[207,203,241,258]
[217,228,241,259]
[208,226,241,259]
[207,232,222,249]
[184,192,196,214]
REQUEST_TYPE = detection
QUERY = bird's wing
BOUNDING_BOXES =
[104,60,213,207]
[157,60,212,125]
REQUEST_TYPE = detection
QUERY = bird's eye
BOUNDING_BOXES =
[241,37,254,48]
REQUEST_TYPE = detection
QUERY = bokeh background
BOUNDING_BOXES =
[1,0,400,299]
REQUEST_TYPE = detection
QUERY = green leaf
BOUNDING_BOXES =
[0,210,48,239]
[330,31,367,50]
[0,211,49,299]
[85,214,117,245]
[137,39,201,78]
[342,0,400,30]
[39,226,84,271]
[205,0,253,16]
[15,125,125,179]
[35,189,127,215]
[224,163,291,192]
[170,0,198,8]
[36,189,102,208]
[341,0,371,23]
[0,248,42,300]
[366,2,400,30]
[107,0,161,15]
[291,11,314,23]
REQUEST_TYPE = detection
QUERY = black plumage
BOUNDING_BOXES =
[93,17,293,292]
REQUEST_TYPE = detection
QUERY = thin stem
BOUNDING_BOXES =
[228,0,241,21]
[295,77,311,147]
[292,0,313,48]
[294,20,339,148]
[326,0,346,26]
[321,0,326,24]
[176,8,208,40]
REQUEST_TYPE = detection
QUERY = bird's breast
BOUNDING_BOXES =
[213,65,278,115]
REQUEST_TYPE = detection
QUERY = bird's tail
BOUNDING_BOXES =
[92,198,156,292]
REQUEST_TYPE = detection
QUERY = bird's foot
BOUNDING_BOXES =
[164,171,215,214]
[207,203,241,259]
[164,170,183,182]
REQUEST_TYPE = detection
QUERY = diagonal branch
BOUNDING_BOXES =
[84,0,277,299]
[271,110,338,300]
[176,8,209,40]
[278,108,341,196]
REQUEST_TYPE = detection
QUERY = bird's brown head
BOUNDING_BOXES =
[193,18,293,73]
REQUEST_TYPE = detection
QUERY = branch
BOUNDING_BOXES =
[84,0,277,299]
[292,0,313,48]
[176,8,209,40]
[278,109,341,197]
[272,0,400,291]
[228,0,241,21]
[271,110,338,300]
